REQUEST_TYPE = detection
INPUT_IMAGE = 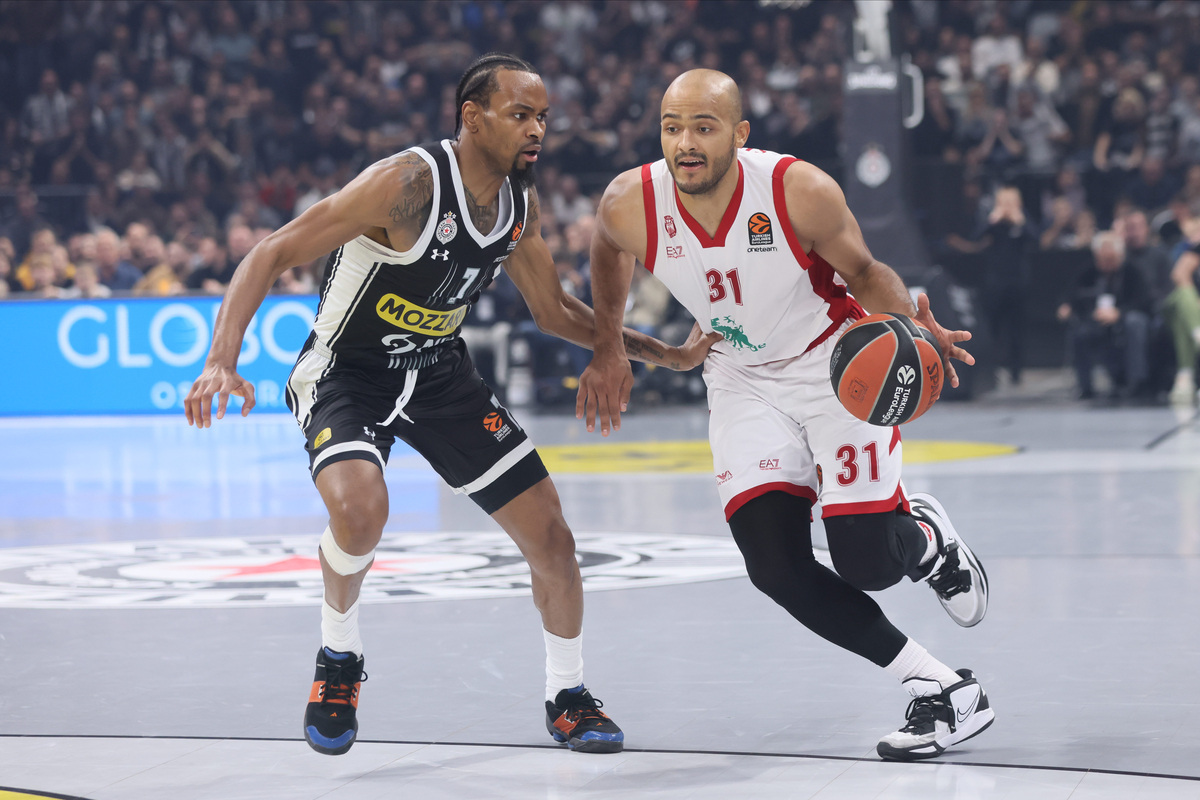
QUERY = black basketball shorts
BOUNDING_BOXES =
[285,338,548,514]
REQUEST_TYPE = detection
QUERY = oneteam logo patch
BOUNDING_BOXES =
[376,294,467,335]
[748,212,773,246]
[313,428,332,449]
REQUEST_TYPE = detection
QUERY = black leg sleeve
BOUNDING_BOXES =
[824,509,931,591]
[728,492,908,668]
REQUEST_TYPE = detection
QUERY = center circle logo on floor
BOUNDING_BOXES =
[0,532,746,609]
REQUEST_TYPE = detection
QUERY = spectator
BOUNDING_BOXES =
[58,264,112,299]
[13,228,59,291]
[550,175,594,227]
[1164,222,1200,404]
[1121,210,1173,305]
[20,69,70,147]
[1125,157,1181,215]
[1012,87,1069,174]
[186,237,233,294]
[1058,231,1153,399]
[971,14,1023,82]
[94,229,142,290]
[979,186,1035,385]
[132,236,183,297]
[3,188,49,260]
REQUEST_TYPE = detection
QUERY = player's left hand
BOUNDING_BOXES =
[913,292,974,389]
[673,323,724,371]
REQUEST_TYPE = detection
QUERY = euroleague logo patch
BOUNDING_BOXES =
[0,532,747,608]
[748,212,773,246]
[483,411,511,441]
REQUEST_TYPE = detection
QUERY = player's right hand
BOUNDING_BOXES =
[576,349,633,437]
[185,363,256,428]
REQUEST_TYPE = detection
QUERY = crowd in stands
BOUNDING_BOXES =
[1,0,1199,403]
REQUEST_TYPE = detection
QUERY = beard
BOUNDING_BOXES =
[674,139,736,196]
[510,158,537,191]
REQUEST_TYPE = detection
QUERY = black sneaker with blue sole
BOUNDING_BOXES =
[545,685,624,753]
[303,647,366,756]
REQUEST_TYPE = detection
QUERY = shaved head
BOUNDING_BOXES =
[659,69,749,196]
[662,69,743,125]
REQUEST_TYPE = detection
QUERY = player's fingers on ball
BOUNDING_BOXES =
[953,346,976,365]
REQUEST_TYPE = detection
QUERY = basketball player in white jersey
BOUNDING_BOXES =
[579,69,993,761]
[184,55,718,756]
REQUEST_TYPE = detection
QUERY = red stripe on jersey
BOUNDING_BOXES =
[773,156,865,353]
[641,163,658,274]
[673,159,745,248]
[889,425,902,454]
[821,482,910,518]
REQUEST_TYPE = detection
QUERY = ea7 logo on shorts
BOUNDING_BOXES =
[748,212,773,246]
[715,470,733,485]
[896,365,916,385]
[666,245,684,259]
[758,458,780,471]
[664,215,677,238]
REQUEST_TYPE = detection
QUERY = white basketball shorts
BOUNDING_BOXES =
[704,322,910,521]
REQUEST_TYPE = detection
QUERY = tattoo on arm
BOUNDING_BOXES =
[387,154,434,225]
[623,331,666,363]
[526,187,539,228]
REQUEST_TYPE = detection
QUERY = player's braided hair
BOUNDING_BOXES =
[455,53,537,135]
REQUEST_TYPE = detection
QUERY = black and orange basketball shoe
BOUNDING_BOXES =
[303,647,367,755]
[545,685,624,753]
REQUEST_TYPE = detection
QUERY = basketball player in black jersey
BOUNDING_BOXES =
[185,54,720,756]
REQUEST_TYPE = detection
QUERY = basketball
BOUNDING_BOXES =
[829,313,943,426]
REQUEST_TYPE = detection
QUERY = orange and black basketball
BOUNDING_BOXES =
[829,313,943,426]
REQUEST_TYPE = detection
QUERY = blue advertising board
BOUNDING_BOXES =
[0,296,318,416]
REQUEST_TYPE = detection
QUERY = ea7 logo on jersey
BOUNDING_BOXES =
[666,245,684,259]
[896,365,916,385]
[376,294,468,335]
[748,212,773,246]
[436,211,458,244]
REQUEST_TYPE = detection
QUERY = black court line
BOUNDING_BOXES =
[3,733,1199,784]
[0,785,94,800]
[1145,409,1199,450]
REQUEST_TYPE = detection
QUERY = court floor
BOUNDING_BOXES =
[0,402,1198,799]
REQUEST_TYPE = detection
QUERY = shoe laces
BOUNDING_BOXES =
[558,691,609,726]
[927,542,971,598]
[902,695,952,734]
[320,661,367,705]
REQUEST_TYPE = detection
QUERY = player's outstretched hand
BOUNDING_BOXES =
[674,323,724,371]
[913,292,974,389]
[185,363,256,428]
[576,350,633,437]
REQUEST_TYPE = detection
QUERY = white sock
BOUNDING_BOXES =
[883,638,961,688]
[322,599,363,656]
[544,628,584,702]
[916,518,940,565]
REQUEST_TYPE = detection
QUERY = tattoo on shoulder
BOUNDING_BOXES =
[388,153,434,225]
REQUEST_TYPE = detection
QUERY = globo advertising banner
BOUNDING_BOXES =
[0,296,318,415]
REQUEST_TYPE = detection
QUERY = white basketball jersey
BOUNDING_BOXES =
[640,148,863,366]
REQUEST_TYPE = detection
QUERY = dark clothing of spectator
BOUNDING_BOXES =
[1066,260,1152,395]
[1129,245,1175,307]
[186,260,236,290]
[979,219,1035,382]
[1124,172,1181,214]
[99,260,143,291]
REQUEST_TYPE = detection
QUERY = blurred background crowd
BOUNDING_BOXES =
[1,0,1199,404]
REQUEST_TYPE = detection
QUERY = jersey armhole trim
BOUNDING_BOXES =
[771,156,814,269]
[358,146,442,265]
[641,163,658,274]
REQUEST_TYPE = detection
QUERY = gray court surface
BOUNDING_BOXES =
[0,403,1198,799]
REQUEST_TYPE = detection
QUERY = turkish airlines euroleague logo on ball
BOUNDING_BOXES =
[483,412,504,432]
[748,213,773,245]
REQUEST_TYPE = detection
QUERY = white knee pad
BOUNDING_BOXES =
[319,526,375,576]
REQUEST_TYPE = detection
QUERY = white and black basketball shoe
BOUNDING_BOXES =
[877,669,995,761]
[909,492,988,627]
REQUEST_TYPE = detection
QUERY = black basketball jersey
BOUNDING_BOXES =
[306,139,528,373]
